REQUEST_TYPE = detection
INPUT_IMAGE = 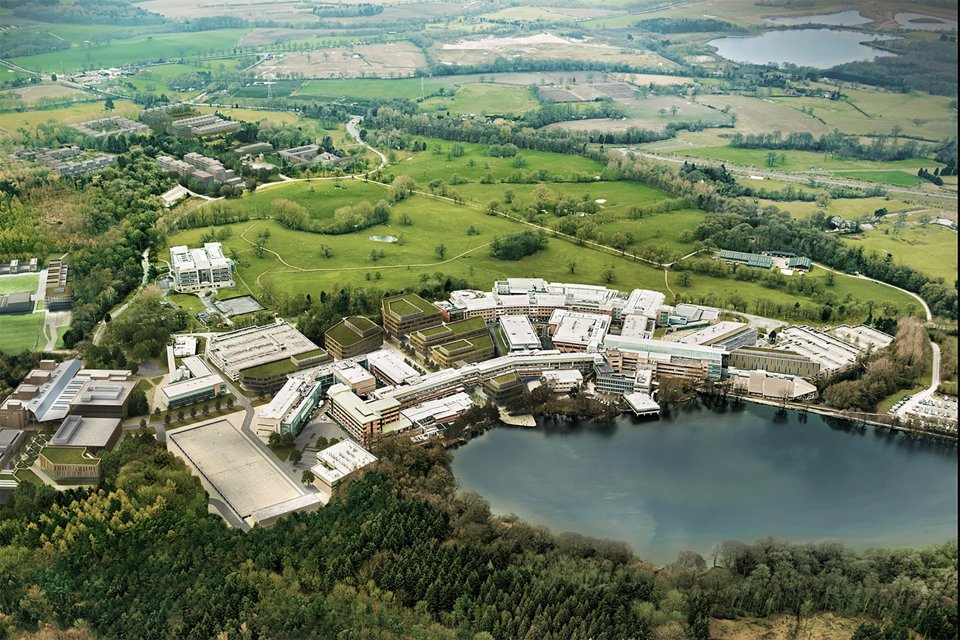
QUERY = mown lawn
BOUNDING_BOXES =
[0,313,44,354]
[419,83,539,116]
[0,274,39,295]
[841,224,958,283]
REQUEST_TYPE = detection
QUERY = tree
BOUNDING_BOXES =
[435,244,447,259]
[566,259,577,274]
[301,469,314,484]
[290,449,303,465]
[686,593,710,640]
[602,266,615,283]
[766,151,778,168]
[226,396,234,410]
[104,98,115,111]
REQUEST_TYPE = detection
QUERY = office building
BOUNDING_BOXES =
[172,336,198,358]
[51,415,122,452]
[603,335,726,380]
[324,316,384,360]
[310,440,377,491]
[0,360,132,428]
[254,376,323,437]
[542,369,583,393]
[182,152,242,186]
[278,144,319,164]
[498,315,542,352]
[429,334,495,368]
[729,369,818,400]
[409,317,488,357]
[365,349,421,387]
[0,292,32,315]
[170,243,235,293]
[0,429,25,469]
[332,360,377,395]
[728,347,821,379]
[158,356,226,410]
[327,383,401,444]
[548,309,610,353]
[658,303,720,328]
[679,321,757,351]
[381,293,443,337]
[68,380,135,419]
[71,116,149,138]
[206,321,330,392]
[44,260,72,310]
[37,447,101,482]
[169,114,241,137]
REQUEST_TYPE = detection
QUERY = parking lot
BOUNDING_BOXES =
[905,395,959,424]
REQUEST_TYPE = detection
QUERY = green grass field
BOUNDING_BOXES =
[10,29,249,73]
[0,313,44,354]
[0,274,39,295]
[294,77,460,101]
[419,83,539,116]
[225,179,388,221]
[831,170,923,187]
[841,224,959,283]
[384,137,604,184]
[762,196,916,219]
[679,146,939,174]
[0,99,139,132]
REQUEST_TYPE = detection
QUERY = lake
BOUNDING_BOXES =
[765,10,872,26]
[709,29,892,68]
[451,402,958,565]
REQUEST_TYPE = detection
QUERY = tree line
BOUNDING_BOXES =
[730,130,932,162]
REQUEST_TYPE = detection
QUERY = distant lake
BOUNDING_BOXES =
[765,10,872,26]
[451,403,958,565]
[894,12,958,31]
[709,29,892,68]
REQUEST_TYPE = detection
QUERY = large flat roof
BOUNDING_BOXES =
[168,418,309,521]
[382,293,440,319]
[50,415,120,448]
[207,321,322,375]
[499,315,541,350]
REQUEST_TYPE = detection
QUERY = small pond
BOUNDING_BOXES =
[368,235,398,243]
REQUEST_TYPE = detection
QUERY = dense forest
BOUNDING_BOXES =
[826,35,958,97]
[0,0,164,25]
[0,435,955,639]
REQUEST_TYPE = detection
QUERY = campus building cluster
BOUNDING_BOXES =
[70,116,149,138]
[158,152,243,188]
[12,146,115,175]
[44,259,72,310]
[169,243,234,293]
[717,249,813,275]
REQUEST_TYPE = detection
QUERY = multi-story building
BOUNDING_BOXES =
[37,446,101,482]
[498,315,542,352]
[278,144,319,164]
[429,334,495,368]
[729,347,822,379]
[310,440,377,491]
[169,114,241,137]
[50,415,122,452]
[183,152,242,186]
[381,293,443,337]
[44,260,72,310]
[773,326,863,376]
[205,321,330,392]
[603,335,727,380]
[68,380,135,419]
[0,292,33,315]
[548,309,610,353]
[324,316,384,359]
[170,243,235,293]
[254,376,324,437]
[327,383,401,444]
[0,429,25,469]
[679,321,757,351]
[365,349,421,387]
[542,370,583,393]
[158,356,226,410]
[409,317,488,356]
[332,360,377,395]
[70,116,149,138]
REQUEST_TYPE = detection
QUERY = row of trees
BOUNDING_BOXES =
[730,130,932,162]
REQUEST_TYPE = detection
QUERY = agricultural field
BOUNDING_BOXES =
[0,274,39,295]
[677,145,940,174]
[0,313,44,354]
[697,94,832,136]
[770,87,958,141]
[294,76,459,101]
[419,83,538,116]
[479,6,626,22]
[0,100,139,134]
[830,170,923,187]
[133,0,314,23]
[10,30,250,73]
[255,41,426,79]
[0,84,89,106]
[431,33,679,71]
[761,196,916,219]
[841,223,959,282]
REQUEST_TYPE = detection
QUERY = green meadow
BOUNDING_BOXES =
[0,313,44,354]
[842,223,959,283]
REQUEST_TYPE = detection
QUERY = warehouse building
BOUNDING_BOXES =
[716,250,773,269]
[773,326,863,376]
[381,293,443,337]
[324,316,384,360]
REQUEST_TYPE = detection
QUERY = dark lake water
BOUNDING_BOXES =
[709,29,892,68]
[451,402,958,564]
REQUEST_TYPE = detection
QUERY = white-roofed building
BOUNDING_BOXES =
[365,349,421,386]
[254,376,323,437]
[679,321,757,351]
[332,360,376,395]
[310,440,377,491]
[499,315,541,351]
[542,369,583,393]
[548,309,610,353]
[170,243,234,293]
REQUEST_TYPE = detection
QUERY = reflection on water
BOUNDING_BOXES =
[452,402,958,564]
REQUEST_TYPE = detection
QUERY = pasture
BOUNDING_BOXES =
[256,41,426,79]
[10,30,249,73]
[831,170,923,187]
[0,313,44,354]
[698,94,832,136]
[841,223,958,282]
[678,146,940,174]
